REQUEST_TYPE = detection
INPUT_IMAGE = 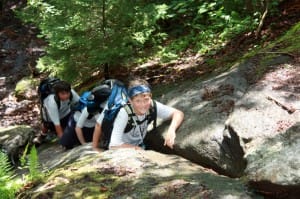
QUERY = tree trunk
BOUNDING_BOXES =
[101,0,109,79]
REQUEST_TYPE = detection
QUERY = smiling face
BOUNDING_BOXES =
[129,93,152,115]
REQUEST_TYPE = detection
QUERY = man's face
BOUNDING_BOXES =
[58,91,71,101]
[129,93,152,115]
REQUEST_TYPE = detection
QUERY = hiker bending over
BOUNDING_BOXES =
[34,80,80,144]
[92,78,184,151]
[59,85,111,149]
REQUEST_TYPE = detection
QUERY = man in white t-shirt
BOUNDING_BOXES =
[33,81,80,144]
[92,78,184,152]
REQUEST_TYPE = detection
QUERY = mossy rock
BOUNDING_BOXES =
[15,77,39,100]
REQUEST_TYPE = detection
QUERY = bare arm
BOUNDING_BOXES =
[54,125,64,138]
[92,123,102,152]
[75,127,86,145]
[164,108,184,148]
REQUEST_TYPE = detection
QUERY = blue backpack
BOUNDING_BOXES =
[76,91,94,110]
[73,84,112,118]
[101,80,157,149]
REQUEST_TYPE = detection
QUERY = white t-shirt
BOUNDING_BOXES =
[74,109,99,128]
[96,101,175,147]
[74,101,106,128]
[43,89,80,125]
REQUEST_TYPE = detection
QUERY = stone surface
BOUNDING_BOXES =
[25,144,262,199]
[147,56,299,182]
[147,60,254,177]
[0,125,34,165]
[245,122,300,198]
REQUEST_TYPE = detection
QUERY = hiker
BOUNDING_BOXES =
[34,79,80,144]
[59,85,111,149]
[92,78,184,152]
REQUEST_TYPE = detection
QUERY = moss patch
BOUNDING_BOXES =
[239,22,300,82]
[20,157,117,199]
[15,77,39,99]
[265,22,300,54]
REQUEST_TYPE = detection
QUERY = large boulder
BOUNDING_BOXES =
[23,145,262,199]
[147,60,252,177]
[146,55,298,178]
[226,64,300,148]
[245,122,300,199]
[0,125,34,165]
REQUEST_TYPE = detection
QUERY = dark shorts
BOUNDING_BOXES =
[43,112,72,132]
[59,115,94,149]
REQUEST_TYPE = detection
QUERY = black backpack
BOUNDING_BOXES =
[38,77,73,121]
[101,80,157,149]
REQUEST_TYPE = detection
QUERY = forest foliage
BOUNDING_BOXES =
[17,0,281,83]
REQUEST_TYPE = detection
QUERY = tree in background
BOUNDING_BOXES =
[17,0,281,83]
[18,0,160,82]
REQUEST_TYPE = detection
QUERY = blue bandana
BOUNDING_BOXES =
[128,85,151,98]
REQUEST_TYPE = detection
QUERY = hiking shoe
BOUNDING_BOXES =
[44,132,58,143]
[33,133,47,145]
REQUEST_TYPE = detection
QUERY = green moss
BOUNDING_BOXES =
[266,22,300,54]
[20,156,124,199]
[239,22,300,81]
[15,77,39,98]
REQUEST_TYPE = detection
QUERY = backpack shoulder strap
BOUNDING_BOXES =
[147,100,157,129]
[54,94,61,109]
[123,101,157,133]
[58,90,74,109]
[123,104,136,133]
[69,90,73,102]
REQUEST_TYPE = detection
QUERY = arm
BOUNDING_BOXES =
[108,108,134,149]
[156,101,184,149]
[164,108,184,149]
[44,95,62,137]
[75,108,89,145]
[75,127,86,145]
[54,125,64,138]
[92,122,102,152]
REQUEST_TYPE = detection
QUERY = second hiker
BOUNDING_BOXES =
[59,84,111,149]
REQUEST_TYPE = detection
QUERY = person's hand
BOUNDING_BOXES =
[164,131,176,149]
[93,147,103,153]
[134,146,143,150]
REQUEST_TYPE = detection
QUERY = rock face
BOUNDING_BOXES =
[0,125,34,165]
[245,122,300,199]
[23,144,262,199]
[147,56,300,180]
[146,61,251,177]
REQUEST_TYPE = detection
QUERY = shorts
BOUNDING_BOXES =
[59,115,95,149]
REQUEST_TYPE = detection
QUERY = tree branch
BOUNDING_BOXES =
[255,0,269,38]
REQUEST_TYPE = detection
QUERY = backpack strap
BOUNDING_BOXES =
[123,100,157,133]
[147,100,157,129]
[54,94,61,109]
[53,91,73,110]
[123,104,136,133]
